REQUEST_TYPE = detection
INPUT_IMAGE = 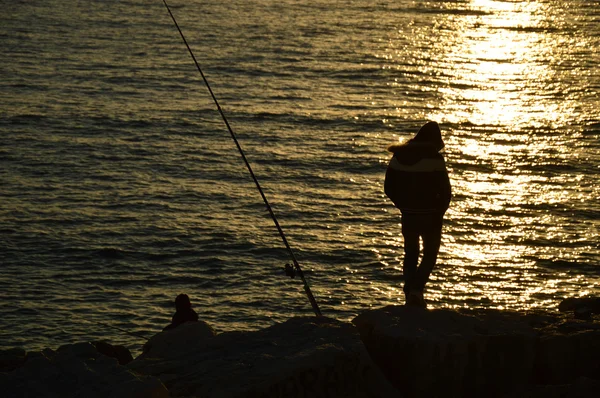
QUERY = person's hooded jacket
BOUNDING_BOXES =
[384,122,451,215]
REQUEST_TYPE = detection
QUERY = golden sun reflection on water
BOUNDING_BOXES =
[386,0,600,310]
[429,0,580,129]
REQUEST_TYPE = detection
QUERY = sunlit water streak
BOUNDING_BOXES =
[1,0,598,354]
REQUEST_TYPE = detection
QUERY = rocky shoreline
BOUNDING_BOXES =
[2,298,599,397]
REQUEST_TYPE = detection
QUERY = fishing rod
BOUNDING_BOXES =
[81,318,151,341]
[161,0,322,317]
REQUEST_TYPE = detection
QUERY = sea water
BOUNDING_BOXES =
[1,0,599,354]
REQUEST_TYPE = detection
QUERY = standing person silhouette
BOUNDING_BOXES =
[385,121,452,307]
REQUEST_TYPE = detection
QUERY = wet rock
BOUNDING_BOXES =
[353,306,542,398]
[93,340,134,365]
[0,347,26,372]
[558,296,600,313]
[139,320,216,359]
[129,316,398,397]
[533,319,600,384]
[0,342,167,398]
[558,296,600,320]
[504,377,600,398]
[353,306,600,397]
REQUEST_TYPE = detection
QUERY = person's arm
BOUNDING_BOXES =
[440,167,452,213]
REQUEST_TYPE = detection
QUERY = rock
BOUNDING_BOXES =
[558,296,600,314]
[574,307,592,320]
[1,342,168,398]
[504,377,600,398]
[5,307,597,397]
[129,316,398,397]
[353,306,542,398]
[139,320,216,360]
[93,340,134,365]
[0,347,26,372]
[353,306,600,397]
[559,296,600,320]
[533,320,600,384]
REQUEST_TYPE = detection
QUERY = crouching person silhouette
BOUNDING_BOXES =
[163,293,199,331]
[385,121,451,307]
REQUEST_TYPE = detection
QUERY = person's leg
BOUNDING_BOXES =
[401,214,420,296]
[412,214,443,293]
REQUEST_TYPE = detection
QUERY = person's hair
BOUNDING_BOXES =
[175,294,192,311]
[412,121,444,151]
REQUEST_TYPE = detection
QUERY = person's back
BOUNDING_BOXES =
[385,122,451,214]
[163,293,199,331]
[385,122,451,307]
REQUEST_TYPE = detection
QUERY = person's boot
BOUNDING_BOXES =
[407,291,427,308]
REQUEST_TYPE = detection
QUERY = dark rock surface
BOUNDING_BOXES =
[139,319,216,360]
[353,305,599,398]
[506,377,600,398]
[0,348,27,373]
[533,318,600,385]
[129,316,397,398]
[559,296,600,320]
[3,303,599,398]
[0,342,167,398]
[93,340,134,365]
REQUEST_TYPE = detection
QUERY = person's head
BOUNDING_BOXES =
[411,121,444,151]
[175,294,192,312]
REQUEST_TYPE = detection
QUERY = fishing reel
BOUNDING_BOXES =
[284,263,296,279]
